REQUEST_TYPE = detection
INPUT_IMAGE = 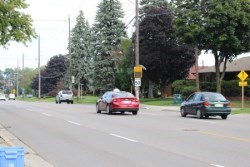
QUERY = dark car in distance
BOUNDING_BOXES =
[180,92,231,119]
[96,91,139,115]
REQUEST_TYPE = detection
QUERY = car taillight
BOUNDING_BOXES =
[112,98,121,102]
[204,101,210,107]
[227,101,232,107]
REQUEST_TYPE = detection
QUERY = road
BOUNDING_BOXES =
[0,100,250,167]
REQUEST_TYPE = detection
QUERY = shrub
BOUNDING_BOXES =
[172,80,195,94]
[172,79,248,97]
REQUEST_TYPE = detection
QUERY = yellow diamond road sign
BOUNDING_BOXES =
[237,70,248,81]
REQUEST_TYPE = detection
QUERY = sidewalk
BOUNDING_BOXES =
[0,124,53,167]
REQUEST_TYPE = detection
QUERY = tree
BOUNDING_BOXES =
[0,0,36,46]
[0,70,4,80]
[70,11,92,98]
[139,2,195,98]
[31,55,67,95]
[91,0,126,94]
[115,38,133,91]
[3,68,15,94]
[172,0,250,92]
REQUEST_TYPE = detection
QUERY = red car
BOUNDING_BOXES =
[96,91,139,115]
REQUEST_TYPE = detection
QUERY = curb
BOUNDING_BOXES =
[0,124,54,167]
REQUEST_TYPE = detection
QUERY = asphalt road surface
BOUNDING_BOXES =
[0,100,250,167]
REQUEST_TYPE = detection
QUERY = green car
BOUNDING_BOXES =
[180,92,231,119]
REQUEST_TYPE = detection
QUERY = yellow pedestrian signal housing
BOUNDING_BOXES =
[134,66,142,78]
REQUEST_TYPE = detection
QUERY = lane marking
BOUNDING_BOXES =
[67,120,81,126]
[42,113,51,117]
[199,131,250,143]
[110,134,138,142]
[26,108,33,111]
[210,164,225,167]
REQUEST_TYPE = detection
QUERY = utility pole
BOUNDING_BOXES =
[195,47,200,91]
[22,54,24,98]
[135,0,140,99]
[68,16,72,90]
[16,59,19,97]
[38,35,41,98]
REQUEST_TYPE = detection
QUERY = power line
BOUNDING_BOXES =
[127,0,135,5]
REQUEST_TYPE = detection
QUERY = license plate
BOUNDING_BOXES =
[123,101,130,104]
[215,103,223,107]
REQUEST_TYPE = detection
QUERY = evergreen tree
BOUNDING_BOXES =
[92,0,126,94]
[70,11,92,96]
[115,38,133,91]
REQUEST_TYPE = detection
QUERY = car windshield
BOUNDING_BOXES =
[202,92,227,101]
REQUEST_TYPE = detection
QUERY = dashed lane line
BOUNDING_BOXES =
[110,133,138,143]
[67,120,81,126]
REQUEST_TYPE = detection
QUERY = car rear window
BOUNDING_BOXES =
[62,91,72,94]
[203,92,227,101]
[112,92,135,98]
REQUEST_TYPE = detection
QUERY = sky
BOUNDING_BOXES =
[0,0,249,71]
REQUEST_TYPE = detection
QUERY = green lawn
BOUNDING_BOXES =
[17,96,250,114]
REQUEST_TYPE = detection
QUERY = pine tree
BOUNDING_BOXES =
[92,0,126,94]
[70,11,92,95]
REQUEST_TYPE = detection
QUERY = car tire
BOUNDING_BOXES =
[132,111,138,115]
[196,109,203,119]
[180,108,187,117]
[221,115,228,119]
[106,105,111,115]
[67,101,69,104]
[96,104,101,113]
[56,101,58,104]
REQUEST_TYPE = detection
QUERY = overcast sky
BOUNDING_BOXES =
[0,0,249,71]
[0,0,135,71]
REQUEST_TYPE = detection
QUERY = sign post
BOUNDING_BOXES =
[237,70,248,108]
[134,65,143,99]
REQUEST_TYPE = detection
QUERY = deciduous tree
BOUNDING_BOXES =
[172,0,250,92]
[139,2,195,98]
[0,0,36,46]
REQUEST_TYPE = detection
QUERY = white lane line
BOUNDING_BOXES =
[42,113,51,117]
[26,108,33,111]
[110,134,138,143]
[210,164,225,167]
[67,120,81,126]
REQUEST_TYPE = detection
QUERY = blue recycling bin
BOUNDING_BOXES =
[173,94,183,104]
[0,147,24,167]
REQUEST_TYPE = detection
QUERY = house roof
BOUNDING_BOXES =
[187,65,208,79]
[199,56,250,73]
